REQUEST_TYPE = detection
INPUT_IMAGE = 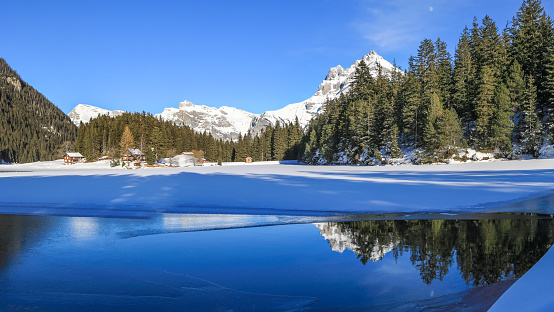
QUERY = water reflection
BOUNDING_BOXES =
[316,217,554,286]
[0,214,54,270]
[1,213,554,310]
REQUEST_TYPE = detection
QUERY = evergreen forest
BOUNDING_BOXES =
[300,0,554,164]
[75,113,304,163]
[0,59,77,163]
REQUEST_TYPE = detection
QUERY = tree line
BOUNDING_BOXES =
[75,112,303,163]
[300,0,554,164]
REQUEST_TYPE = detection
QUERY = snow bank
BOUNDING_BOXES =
[489,246,554,312]
[2,158,554,217]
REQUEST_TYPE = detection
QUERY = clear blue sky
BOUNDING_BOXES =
[1,1,552,114]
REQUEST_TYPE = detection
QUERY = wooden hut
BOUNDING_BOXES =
[64,152,85,164]
[122,148,147,167]
[245,157,253,164]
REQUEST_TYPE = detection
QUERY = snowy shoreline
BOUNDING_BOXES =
[1,158,554,217]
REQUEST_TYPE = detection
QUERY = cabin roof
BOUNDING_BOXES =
[65,152,84,158]
[125,148,145,156]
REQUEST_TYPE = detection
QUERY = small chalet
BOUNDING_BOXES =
[64,152,85,165]
[122,148,147,167]
[245,157,253,164]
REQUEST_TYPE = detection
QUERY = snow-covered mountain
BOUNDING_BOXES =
[155,100,258,141]
[68,51,397,140]
[249,51,397,135]
[68,104,125,126]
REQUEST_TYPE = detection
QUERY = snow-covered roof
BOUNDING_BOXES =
[126,148,145,156]
[66,152,84,158]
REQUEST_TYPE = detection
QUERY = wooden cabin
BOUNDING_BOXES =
[245,157,253,164]
[122,148,147,167]
[64,152,85,164]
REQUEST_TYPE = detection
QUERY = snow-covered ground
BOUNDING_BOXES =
[2,158,554,217]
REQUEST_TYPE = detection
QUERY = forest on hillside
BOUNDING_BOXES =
[0,59,77,163]
[76,112,303,163]
[300,0,554,165]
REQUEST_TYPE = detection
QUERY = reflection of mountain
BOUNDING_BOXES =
[315,223,394,262]
[317,218,554,286]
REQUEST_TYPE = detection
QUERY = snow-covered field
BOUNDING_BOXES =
[2,158,554,217]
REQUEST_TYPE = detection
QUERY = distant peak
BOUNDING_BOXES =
[178,100,195,108]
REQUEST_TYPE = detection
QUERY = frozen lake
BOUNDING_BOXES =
[0,213,552,311]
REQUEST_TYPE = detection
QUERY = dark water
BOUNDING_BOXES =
[0,213,552,311]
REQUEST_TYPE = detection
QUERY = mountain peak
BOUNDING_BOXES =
[68,104,125,126]
[178,100,195,108]
[68,51,398,140]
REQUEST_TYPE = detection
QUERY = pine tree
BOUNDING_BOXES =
[510,0,553,114]
[440,108,463,149]
[453,27,477,137]
[490,83,514,153]
[401,72,424,145]
[350,60,374,102]
[435,38,453,108]
[475,66,497,150]
[544,34,554,139]
[520,76,542,157]
[423,93,462,158]
[423,93,444,153]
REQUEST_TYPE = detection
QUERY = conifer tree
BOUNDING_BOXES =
[543,37,554,138]
[453,27,477,137]
[401,73,424,145]
[520,76,542,157]
[491,83,514,153]
[435,38,453,107]
[510,0,553,110]
[423,93,462,158]
[423,93,444,152]
[475,66,497,150]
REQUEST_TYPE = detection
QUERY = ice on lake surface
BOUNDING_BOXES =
[0,212,553,311]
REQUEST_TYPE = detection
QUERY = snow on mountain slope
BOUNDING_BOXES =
[249,51,398,135]
[68,104,125,126]
[67,51,398,139]
[155,100,259,141]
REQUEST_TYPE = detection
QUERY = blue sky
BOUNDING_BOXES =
[1,1,552,114]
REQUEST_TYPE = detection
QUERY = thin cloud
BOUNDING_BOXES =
[351,1,456,52]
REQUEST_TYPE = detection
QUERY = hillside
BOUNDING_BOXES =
[0,58,77,163]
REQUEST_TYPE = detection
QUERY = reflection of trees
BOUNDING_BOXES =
[325,217,554,286]
[0,215,53,270]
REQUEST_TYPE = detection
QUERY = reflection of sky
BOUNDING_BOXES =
[70,217,98,239]
[161,214,291,232]
[1,214,541,310]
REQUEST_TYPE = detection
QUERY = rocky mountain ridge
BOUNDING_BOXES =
[68,51,397,141]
